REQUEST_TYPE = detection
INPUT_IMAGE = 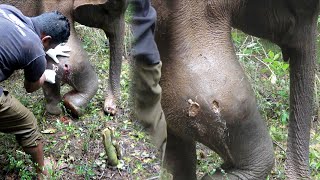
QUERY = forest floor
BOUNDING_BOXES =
[0,24,319,180]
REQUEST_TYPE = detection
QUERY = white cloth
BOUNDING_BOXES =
[43,69,56,84]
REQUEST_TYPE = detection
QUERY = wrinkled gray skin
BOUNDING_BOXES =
[1,0,126,117]
[42,0,99,117]
[152,0,319,179]
[73,0,127,116]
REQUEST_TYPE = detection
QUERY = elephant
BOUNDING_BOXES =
[0,0,126,117]
[151,0,319,179]
[73,0,127,116]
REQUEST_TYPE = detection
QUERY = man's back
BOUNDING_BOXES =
[0,4,45,82]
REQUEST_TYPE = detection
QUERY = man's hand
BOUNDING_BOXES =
[44,69,56,84]
[46,43,71,63]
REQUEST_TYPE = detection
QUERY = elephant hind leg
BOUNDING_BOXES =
[201,170,234,180]
[63,90,83,117]
[202,167,273,180]
[63,67,99,117]
[203,113,274,179]
[164,130,197,180]
[201,169,265,180]
[63,87,98,117]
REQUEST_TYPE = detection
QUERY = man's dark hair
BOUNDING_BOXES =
[32,11,70,44]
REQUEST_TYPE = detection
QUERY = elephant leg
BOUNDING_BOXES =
[164,130,197,180]
[63,84,98,118]
[202,171,233,180]
[63,63,99,118]
[103,33,122,115]
[198,117,274,180]
[232,2,319,178]
[202,166,270,180]
[63,88,97,118]
[103,9,125,116]
[72,0,127,116]
[285,39,316,178]
[42,80,62,115]
[104,92,118,116]
[63,90,84,117]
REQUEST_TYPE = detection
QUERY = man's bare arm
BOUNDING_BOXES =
[24,73,46,93]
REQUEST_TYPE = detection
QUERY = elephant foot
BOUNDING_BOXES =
[63,100,82,118]
[201,173,225,180]
[201,168,267,180]
[45,103,62,115]
[202,170,240,180]
[63,90,89,118]
[160,168,173,180]
[104,97,118,116]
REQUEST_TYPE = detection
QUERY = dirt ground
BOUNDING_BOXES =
[0,63,163,180]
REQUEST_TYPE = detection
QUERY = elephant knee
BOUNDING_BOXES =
[216,89,258,124]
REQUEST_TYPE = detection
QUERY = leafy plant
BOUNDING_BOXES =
[5,151,36,179]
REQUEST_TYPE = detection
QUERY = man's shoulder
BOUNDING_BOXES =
[0,4,23,17]
[0,4,19,10]
[0,4,34,32]
[23,35,45,60]
[0,22,45,66]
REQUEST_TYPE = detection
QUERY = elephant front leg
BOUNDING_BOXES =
[164,130,197,180]
[284,35,316,178]
[103,13,125,116]
[104,91,118,116]
[42,80,62,115]
[72,0,127,116]
[103,50,122,115]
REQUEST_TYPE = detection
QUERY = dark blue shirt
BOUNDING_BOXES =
[0,4,46,83]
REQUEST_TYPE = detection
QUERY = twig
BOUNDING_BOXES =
[239,34,249,50]
[118,168,122,176]
[273,141,285,152]
[316,73,320,84]
[99,171,105,180]
[257,39,268,58]
[252,55,276,77]
[315,73,320,123]
[110,173,115,179]
[146,176,160,180]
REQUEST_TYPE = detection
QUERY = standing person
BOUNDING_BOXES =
[0,4,70,178]
[130,0,167,155]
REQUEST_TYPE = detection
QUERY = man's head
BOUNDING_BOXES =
[32,11,70,51]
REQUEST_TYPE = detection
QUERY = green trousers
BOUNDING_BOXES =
[132,61,167,151]
[0,90,42,147]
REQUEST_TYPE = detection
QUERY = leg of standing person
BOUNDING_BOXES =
[130,0,167,154]
[0,89,48,178]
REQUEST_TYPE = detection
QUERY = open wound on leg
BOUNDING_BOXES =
[187,99,200,117]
